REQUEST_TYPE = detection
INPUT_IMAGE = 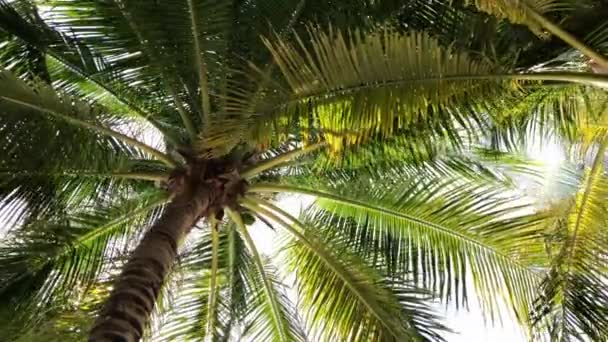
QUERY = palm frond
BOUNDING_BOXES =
[242,142,328,179]
[0,69,175,166]
[0,0,185,139]
[231,0,408,69]
[284,219,448,342]
[289,238,447,341]
[585,21,608,56]
[204,223,222,341]
[463,0,608,68]
[228,209,305,342]
[0,190,167,340]
[0,30,49,82]
[0,151,168,231]
[531,137,608,341]
[242,197,444,341]
[395,0,498,53]
[203,29,502,154]
[153,226,231,341]
[186,0,213,124]
[221,223,251,339]
[305,144,518,183]
[203,28,608,155]
[0,68,172,227]
[486,83,608,155]
[248,162,549,326]
[43,0,233,131]
[487,84,584,150]
[43,57,185,147]
[239,257,306,342]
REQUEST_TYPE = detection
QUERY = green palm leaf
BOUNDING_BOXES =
[43,0,232,131]
[248,165,548,325]
[228,209,306,342]
[284,233,446,342]
[3,1,608,341]
[0,0,170,127]
[531,137,608,340]
[154,227,230,341]
[0,191,167,340]
[487,83,608,152]
[0,68,172,228]
[204,28,608,155]
[242,197,446,341]
[0,69,174,165]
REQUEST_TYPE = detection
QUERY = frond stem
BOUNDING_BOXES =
[226,223,238,307]
[0,17,182,147]
[116,1,198,141]
[45,54,182,147]
[226,208,288,342]
[168,85,199,141]
[0,170,169,182]
[566,137,608,266]
[205,219,220,341]
[241,142,328,179]
[522,2,608,70]
[277,72,608,110]
[247,0,307,112]
[76,196,170,245]
[187,0,211,126]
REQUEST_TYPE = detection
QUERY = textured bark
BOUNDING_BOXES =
[89,154,247,341]
[89,188,210,342]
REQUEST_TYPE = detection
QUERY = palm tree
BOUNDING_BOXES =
[1,0,608,341]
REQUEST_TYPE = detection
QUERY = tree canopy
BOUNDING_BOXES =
[1,0,608,341]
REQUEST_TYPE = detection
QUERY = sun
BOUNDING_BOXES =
[528,139,565,168]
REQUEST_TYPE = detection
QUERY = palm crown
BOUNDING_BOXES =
[1,0,608,341]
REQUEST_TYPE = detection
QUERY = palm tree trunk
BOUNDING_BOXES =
[89,189,210,342]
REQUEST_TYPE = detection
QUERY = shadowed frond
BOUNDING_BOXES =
[0,30,49,82]
[0,191,167,340]
[0,165,168,234]
[0,69,175,165]
[462,0,608,68]
[10,280,110,342]
[461,0,574,35]
[42,0,233,132]
[43,57,186,147]
[0,67,172,227]
[0,0,183,136]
